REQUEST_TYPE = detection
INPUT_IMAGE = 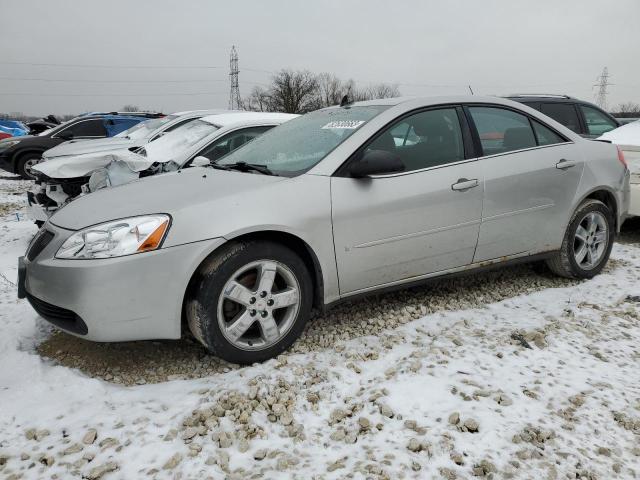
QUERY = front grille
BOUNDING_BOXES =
[26,292,88,335]
[27,230,54,261]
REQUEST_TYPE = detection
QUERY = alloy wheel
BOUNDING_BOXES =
[573,211,608,270]
[217,260,301,351]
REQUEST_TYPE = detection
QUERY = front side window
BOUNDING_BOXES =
[217,106,389,176]
[196,126,272,163]
[59,119,107,138]
[580,105,617,136]
[365,108,465,172]
[469,107,536,155]
[539,103,581,133]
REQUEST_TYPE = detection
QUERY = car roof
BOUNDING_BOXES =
[170,109,233,117]
[199,112,299,127]
[79,111,163,118]
[349,95,529,108]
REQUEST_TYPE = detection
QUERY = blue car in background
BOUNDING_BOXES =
[0,120,29,139]
[0,112,162,179]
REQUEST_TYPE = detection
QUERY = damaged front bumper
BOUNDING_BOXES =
[22,221,226,342]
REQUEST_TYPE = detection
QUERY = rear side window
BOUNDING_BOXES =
[60,119,107,138]
[580,105,618,136]
[468,107,536,155]
[539,103,581,133]
[532,120,566,146]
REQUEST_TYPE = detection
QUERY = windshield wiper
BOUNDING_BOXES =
[211,161,274,176]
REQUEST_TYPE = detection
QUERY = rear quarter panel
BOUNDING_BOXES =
[572,140,629,229]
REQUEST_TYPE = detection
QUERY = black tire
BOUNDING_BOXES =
[546,199,614,279]
[16,152,42,180]
[186,240,313,364]
[35,220,44,228]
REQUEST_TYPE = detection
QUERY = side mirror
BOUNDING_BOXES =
[191,156,211,167]
[56,130,74,140]
[348,149,404,178]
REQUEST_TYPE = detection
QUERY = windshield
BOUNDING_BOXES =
[115,115,177,139]
[144,119,218,162]
[217,105,389,175]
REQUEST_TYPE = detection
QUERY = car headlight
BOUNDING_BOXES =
[0,140,21,152]
[56,215,171,259]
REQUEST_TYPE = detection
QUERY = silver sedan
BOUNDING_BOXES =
[20,96,630,364]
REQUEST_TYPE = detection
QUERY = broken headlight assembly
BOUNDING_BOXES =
[55,215,170,259]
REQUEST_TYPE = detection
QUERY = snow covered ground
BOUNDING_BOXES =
[1,175,639,480]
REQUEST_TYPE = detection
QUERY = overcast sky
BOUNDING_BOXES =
[1,0,638,116]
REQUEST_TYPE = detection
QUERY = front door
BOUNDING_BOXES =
[331,107,483,295]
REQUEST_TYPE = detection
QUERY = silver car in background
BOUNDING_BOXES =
[20,96,629,364]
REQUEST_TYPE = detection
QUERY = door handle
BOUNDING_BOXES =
[556,159,577,170]
[451,178,479,191]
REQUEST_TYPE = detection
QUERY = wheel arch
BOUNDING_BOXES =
[181,229,325,327]
[11,148,46,170]
[576,186,619,231]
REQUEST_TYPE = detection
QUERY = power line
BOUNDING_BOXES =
[0,76,270,86]
[0,92,228,97]
[0,61,225,69]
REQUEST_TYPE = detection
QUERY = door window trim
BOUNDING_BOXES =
[462,103,573,160]
[334,104,475,178]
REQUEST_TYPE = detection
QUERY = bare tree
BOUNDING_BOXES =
[121,104,140,112]
[242,70,401,112]
[267,70,320,113]
[316,73,355,108]
[612,101,640,118]
[351,83,401,102]
[243,86,272,112]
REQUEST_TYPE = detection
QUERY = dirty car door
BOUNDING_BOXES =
[331,107,483,295]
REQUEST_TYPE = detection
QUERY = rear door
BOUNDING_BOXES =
[331,106,483,294]
[466,105,584,261]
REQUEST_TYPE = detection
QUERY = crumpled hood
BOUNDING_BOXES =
[33,148,141,179]
[49,166,288,237]
[43,137,140,160]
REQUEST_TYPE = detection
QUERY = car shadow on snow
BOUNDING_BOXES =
[34,228,638,386]
[35,262,583,386]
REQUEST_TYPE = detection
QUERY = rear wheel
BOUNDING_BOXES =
[186,240,312,364]
[16,153,42,180]
[546,199,614,279]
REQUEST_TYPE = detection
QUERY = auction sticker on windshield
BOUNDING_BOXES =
[321,120,366,129]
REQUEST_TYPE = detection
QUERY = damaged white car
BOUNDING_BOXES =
[39,109,228,163]
[27,112,297,224]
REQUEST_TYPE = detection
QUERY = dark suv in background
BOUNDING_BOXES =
[506,94,620,138]
[0,112,163,179]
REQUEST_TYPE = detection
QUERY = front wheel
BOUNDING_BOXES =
[16,153,42,180]
[186,241,312,364]
[546,199,614,279]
